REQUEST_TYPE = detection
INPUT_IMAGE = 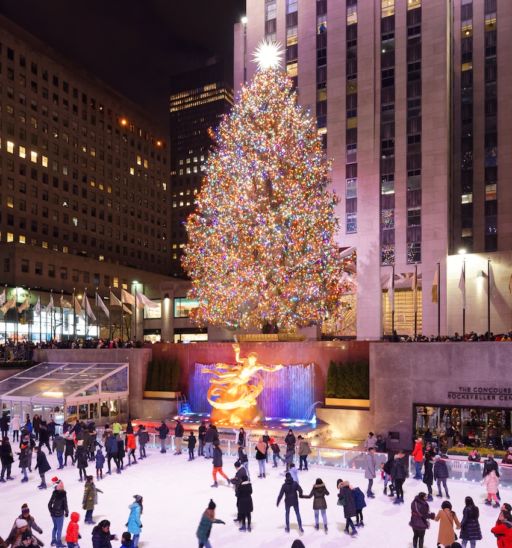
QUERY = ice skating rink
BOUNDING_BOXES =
[0,448,505,547]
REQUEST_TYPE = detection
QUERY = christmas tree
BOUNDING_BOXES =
[183,42,350,331]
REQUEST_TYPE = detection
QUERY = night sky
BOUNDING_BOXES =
[0,0,246,130]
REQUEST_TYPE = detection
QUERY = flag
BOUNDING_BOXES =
[387,271,394,311]
[123,304,132,315]
[459,263,466,308]
[109,291,123,307]
[60,295,72,308]
[136,291,159,309]
[46,294,54,311]
[0,297,16,315]
[121,288,135,306]
[432,268,439,304]
[74,298,83,317]
[34,297,41,315]
[18,296,30,313]
[96,292,110,318]
[488,262,495,297]
[0,289,6,307]
[83,294,96,322]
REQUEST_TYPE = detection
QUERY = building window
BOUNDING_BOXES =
[174,297,199,318]
[346,213,357,234]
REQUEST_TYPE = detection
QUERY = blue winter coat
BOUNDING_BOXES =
[95,451,105,469]
[127,502,142,535]
[352,487,367,511]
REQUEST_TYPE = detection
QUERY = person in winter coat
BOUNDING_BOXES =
[270,438,284,467]
[460,496,482,547]
[117,436,125,471]
[5,505,43,547]
[35,448,51,489]
[126,495,143,547]
[364,447,377,497]
[156,421,169,454]
[383,451,395,497]
[237,443,250,478]
[412,438,424,480]
[52,434,65,470]
[422,449,435,501]
[211,440,229,487]
[38,422,51,454]
[364,432,378,450]
[125,432,137,465]
[65,511,81,548]
[64,434,75,466]
[433,455,450,498]
[204,424,216,459]
[435,500,461,547]
[120,532,134,548]
[409,492,435,548]
[105,433,118,474]
[491,509,512,548]
[11,414,21,443]
[501,448,512,466]
[297,436,311,471]
[18,442,31,482]
[135,425,149,459]
[285,430,296,451]
[484,467,500,508]
[198,421,206,457]
[237,427,246,448]
[75,440,88,481]
[48,483,69,547]
[255,437,267,478]
[391,450,408,504]
[236,478,253,532]
[6,519,40,548]
[19,504,43,538]
[83,475,103,524]
[174,420,184,455]
[302,478,329,532]
[0,436,14,481]
[95,448,105,480]
[187,431,197,461]
[196,499,225,547]
[91,520,117,548]
[483,453,500,478]
[337,480,357,536]
[352,485,367,528]
[277,472,304,533]
[0,412,9,438]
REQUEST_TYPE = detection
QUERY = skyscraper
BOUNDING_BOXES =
[169,61,234,276]
[234,0,512,340]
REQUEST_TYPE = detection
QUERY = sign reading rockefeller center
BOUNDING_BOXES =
[448,386,512,401]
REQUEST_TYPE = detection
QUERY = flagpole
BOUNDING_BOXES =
[4,284,7,343]
[96,286,100,339]
[108,287,112,341]
[462,258,466,339]
[39,296,42,344]
[391,264,395,337]
[414,264,418,340]
[84,288,88,340]
[60,290,64,342]
[121,290,124,342]
[437,262,441,339]
[487,258,491,336]
[73,288,76,341]
[28,288,32,342]
[50,289,53,342]
[134,285,137,343]
[15,286,19,343]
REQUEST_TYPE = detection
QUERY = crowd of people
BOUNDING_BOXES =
[1,416,512,547]
[388,330,512,343]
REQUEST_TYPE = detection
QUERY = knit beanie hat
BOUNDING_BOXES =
[21,503,30,514]
[15,518,28,528]
[208,499,216,510]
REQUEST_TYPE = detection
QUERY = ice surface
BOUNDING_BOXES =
[0,448,505,547]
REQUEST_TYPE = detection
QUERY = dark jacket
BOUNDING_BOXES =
[175,422,184,437]
[91,525,116,548]
[270,442,280,455]
[105,436,118,456]
[255,446,266,461]
[53,435,65,454]
[95,451,106,469]
[156,423,169,440]
[204,427,216,443]
[237,431,246,447]
[433,459,450,480]
[117,439,125,459]
[0,441,14,465]
[64,438,75,457]
[391,455,408,480]
[136,430,149,446]
[352,487,366,511]
[409,495,433,531]
[236,480,253,514]
[198,424,207,442]
[187,434,196,449]
[277,477,303,507]
[285,433,296,448]
[305,482,329,510]
[75,446,88,468]
[483,457,500,478]
[238,446,248,464]
[35,450,51,474]
[48,489,69,517]
[338,485,357,518]
[18,446,31,468]
[212,445,223,468]
[423,454,434,485]
[460,505,482,541]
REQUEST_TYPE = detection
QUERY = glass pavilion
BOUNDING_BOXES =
[0,362,129,427]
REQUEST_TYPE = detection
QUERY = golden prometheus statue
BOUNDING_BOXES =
[203,342,283,425]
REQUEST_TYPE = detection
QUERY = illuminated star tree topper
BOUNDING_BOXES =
[182,44,350,332]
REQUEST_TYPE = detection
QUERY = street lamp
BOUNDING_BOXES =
[241,16,248,83]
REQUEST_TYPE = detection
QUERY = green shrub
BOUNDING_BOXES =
[145,359,181,392]
[326,361,337,397]
[447,446,506,458]
[325,360,369,399]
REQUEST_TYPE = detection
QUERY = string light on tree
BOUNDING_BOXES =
[182,41,353,332]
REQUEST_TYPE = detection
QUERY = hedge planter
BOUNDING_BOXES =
[325,397,370,409]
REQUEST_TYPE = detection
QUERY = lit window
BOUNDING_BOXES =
[461,193,473,204]
[485,184,497,201]
[143,159,148,168]
[113,277,119,288]
[99,255,104,261]
[407,0,421,9]
[7,141,14,154]
[42,241,48,248]
[7,233,14,242]
[381,0,395,17]
[136,155,142,165]
[42,155,48,167]
[18,234,25,244]
[130,167,135,175]
[62,246,68,253]
[30,150,38,163]
[72,217,78,226]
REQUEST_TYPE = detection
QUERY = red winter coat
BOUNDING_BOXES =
[492,521,512,548]
[65,512,80,543]
[412,441,424,463]
[126,434,136,450]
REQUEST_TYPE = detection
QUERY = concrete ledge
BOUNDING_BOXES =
[143,390,181,400]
